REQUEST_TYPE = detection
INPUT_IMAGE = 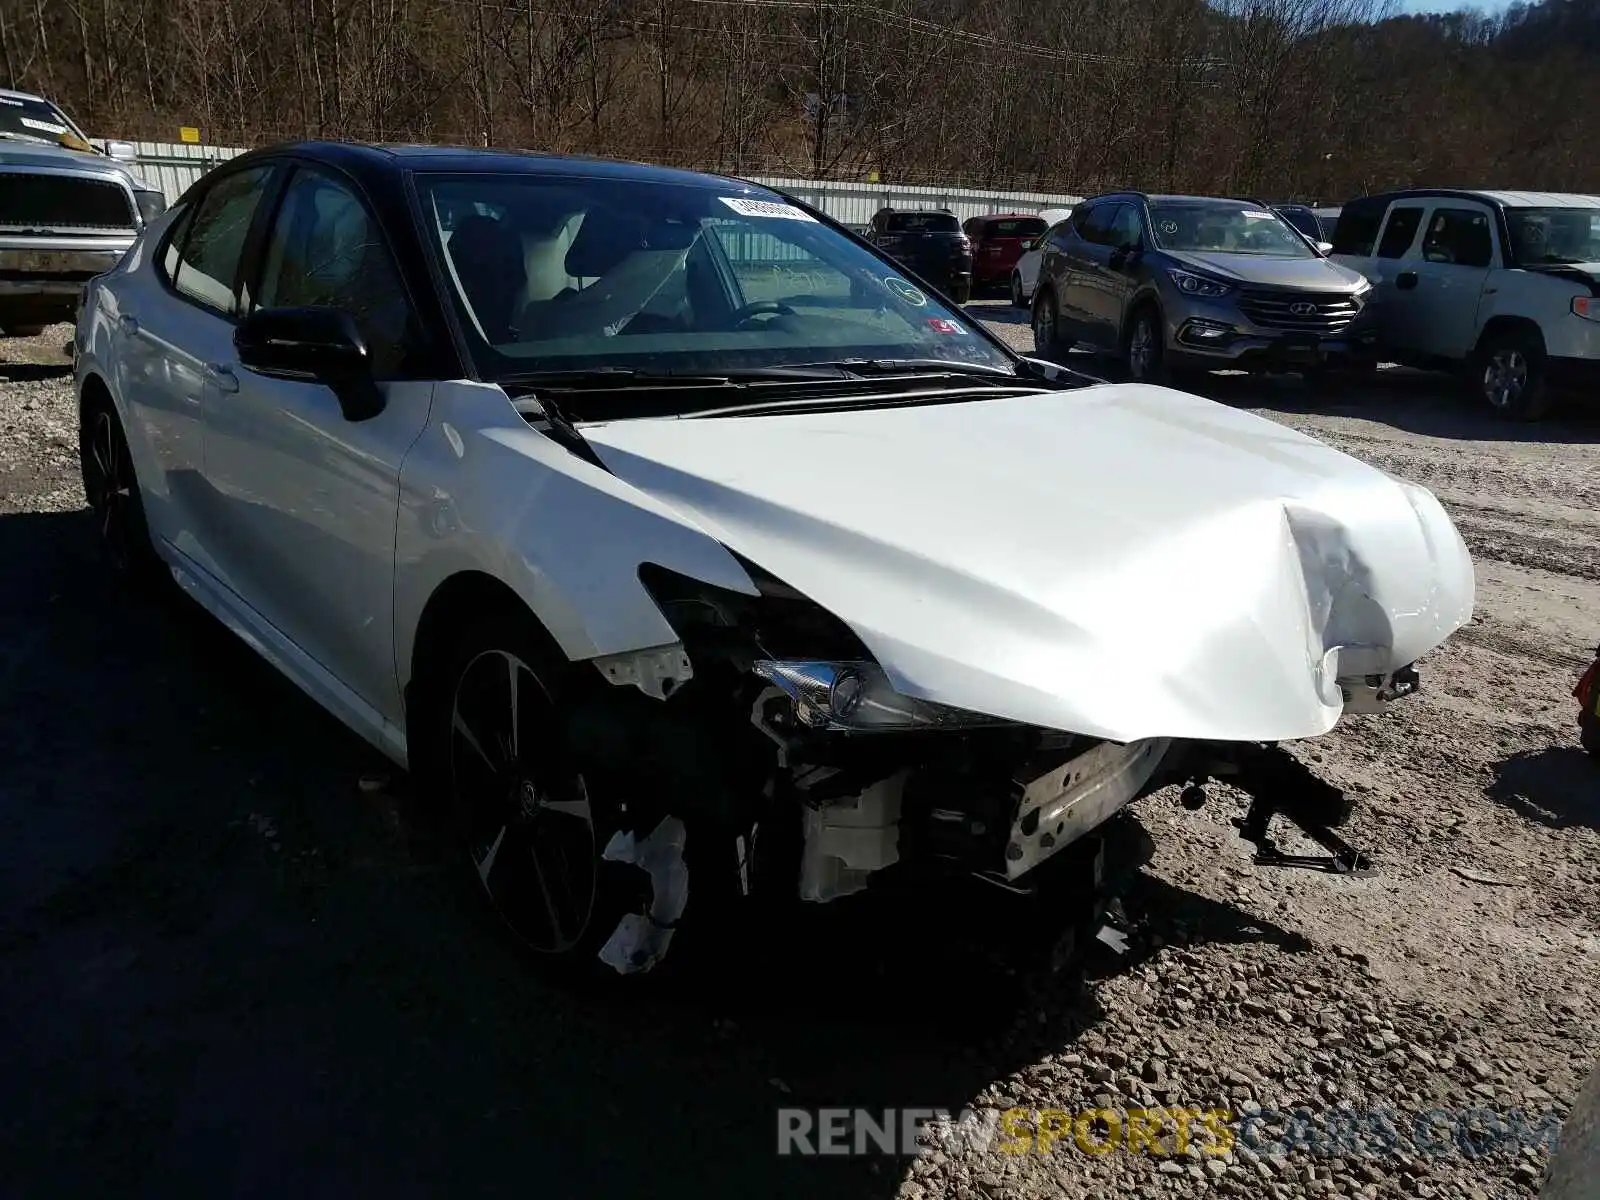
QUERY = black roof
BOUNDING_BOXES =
[219,139,774,194]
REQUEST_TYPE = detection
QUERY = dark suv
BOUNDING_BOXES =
[1030,191,1377,384]
[865,207,973,303]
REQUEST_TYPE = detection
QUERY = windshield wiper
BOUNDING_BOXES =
[497,364,849,389]
[799,357,1019,380]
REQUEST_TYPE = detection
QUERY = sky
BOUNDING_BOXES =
[1393,0,1514,11]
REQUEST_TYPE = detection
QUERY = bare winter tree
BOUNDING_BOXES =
[0,0,1595,195]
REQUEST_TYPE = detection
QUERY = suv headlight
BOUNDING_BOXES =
[1168,269,1234,298]
[133,188,167,224]
[753,660,1008,731]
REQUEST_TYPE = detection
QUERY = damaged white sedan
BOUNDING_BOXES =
[74,142,1476,980]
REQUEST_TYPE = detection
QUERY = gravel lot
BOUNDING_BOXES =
[3,308,1597,1200]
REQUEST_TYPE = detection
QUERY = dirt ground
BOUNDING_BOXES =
[2,308,1597,1200]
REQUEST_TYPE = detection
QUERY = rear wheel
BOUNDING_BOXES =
[1010,272,1025,308]
[1475,327,1550,421]
[78,391,161,586]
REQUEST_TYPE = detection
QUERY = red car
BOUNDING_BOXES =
[1577,644,1600,758]
[963,212,1050,293]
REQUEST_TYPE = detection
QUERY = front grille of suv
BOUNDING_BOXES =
[1237,290,1360,334]
[0,173,136,233]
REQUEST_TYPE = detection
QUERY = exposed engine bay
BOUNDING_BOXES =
[557,556,1409,973]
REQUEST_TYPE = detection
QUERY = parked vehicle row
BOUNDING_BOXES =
[983,185,1598,421]
[72,139,1476,982]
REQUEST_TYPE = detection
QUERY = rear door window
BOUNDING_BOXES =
[884,212,960,234]
[1079,204,1121,247]
[986,218,1047,239]
[1330,198,1387,256]
[1375,206,1424,259]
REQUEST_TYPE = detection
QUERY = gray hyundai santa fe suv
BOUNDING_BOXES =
[1030,191,1378,385]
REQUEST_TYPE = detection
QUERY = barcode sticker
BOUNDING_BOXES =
[20,117,67,134]
[719,196,817,222]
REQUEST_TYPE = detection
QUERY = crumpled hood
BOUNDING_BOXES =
[582,384,1475,744]
[1165,249,1368,292]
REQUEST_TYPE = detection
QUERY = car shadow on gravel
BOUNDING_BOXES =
[1194,369,1600,445]
[1489,746,1600,831]
[0,506,1322,1200]
[0,362,71,383]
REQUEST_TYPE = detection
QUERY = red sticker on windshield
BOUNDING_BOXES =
[927,318,967,335]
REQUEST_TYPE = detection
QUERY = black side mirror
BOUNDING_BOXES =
[234,306,386,422]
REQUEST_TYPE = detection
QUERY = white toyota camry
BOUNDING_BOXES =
[74,142,1475,981]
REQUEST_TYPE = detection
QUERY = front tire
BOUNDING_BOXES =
[1475,327,1550,421]
[1010,272,1026,308]
[78,391,161,586]
[1032,288,1062,357]
[432,618,659,983]
[1123,305,1167,384]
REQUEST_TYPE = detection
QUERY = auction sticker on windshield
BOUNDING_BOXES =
[885,277,927,306]
[927,318,967,335]
[719,197,817,222]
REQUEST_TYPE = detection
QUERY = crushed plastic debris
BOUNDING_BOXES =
[597,815,689,975]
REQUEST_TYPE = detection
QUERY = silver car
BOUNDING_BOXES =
[0,88,166,335]
[1030,191,1379,385]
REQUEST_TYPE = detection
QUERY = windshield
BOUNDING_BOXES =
[1148,200,1317,258]
[416,174,1015,384]
[0,94,84,146]
[884,212,960,233]
[1506,207,1600,265]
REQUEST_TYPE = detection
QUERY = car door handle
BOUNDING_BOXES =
[205,363,240,394]
[1396,271,1418,291]
[117,314,139,335]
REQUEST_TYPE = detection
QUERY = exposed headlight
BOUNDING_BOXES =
[133,189,167,224]
[1573,295,1600,323]
[753,660,1008,731]
[1168,268,1233,298]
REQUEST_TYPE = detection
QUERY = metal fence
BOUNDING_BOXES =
[117,139,1084,228]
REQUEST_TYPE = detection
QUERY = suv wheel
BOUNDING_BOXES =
[1476,328,1550,421]
[1124,306,1166,384]
[1032,289,1061,356]
[1010,273,1025,308]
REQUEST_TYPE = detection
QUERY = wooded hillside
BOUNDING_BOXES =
[2,0,1595,200]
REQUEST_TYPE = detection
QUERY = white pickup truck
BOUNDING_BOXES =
[1,88,166,336]
[1329,189,1600,421]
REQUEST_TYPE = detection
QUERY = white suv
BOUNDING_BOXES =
[1329,189,1600,420]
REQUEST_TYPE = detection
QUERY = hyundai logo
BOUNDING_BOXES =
[1289,301,1317,316]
